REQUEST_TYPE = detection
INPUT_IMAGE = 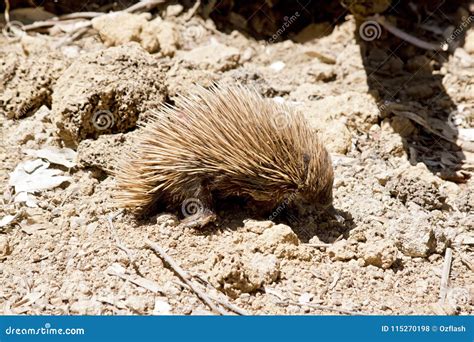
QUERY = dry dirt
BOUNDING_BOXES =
[0,3,473,315]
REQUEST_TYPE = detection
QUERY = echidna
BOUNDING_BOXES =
[114,85,334,228]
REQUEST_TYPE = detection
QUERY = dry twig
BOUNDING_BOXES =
[372,14,447,51]
[145,239,229,315]
[174,279,248,315]
[125,0,165,13]
[107,267,163,294]
[106,210,135,263]
[3,0,10,23]
[20,0,166,45]
[191,273,248,315]
[183,0,201,21]
[391,110,456,144]
[439,247,453,304]
[305,242,332,248]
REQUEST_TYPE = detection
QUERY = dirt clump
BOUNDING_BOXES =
[91,13,180,55]
[51,43,167,146]
[0,40,66,119]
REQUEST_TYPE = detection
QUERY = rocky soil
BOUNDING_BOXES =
[0,2,473,315]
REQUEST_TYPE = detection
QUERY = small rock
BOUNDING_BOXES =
[327,240,356,261]
[49,297,63,306]
[387,163,446,211]
[69,299,102,314]
[179,42,240,72]
[141,19,180,55]
[257,224,299,251]
[319,119,351,154]
[0,214,17,228]
[162,281,181,296]
[464,29,474,54]
[350,231,367,242]
[86,222,98,235]
[380,121,406,157]
[245,253,280,288]
[207,252,280,298]
[51,43,167,145]
[152,297,172,315]
[191,309,214,315]
[414,280,429,295]
[360,239,398,269]
[446,287,471,307]
[138,17,162,53]
[269,61,285,72]
[70,216,86,230]
[366,265,384,279]
[429,302,457,315]
[240,47,253,62]
[243,220,274,234]
[330,292,343,306]
[165,4,184,17]
[375,171,391,186]
[298,292,313,304]
[388,212,437,257]
[0,236,11,258]
[155,21,180,56]
[92,12,149,47]
[0,51,65,119]
[155,214,179,227]
[125,295,150,313]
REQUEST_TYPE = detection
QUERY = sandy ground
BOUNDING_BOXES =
[0,2,473,315]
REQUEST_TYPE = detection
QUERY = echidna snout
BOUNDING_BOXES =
[114,85,334,227]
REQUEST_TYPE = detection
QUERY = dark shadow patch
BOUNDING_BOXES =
[203,0,471,182]
[355,0,471,182]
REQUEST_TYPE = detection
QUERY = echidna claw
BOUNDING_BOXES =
[179,210,217,229]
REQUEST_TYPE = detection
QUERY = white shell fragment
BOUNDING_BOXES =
[152,298,172,315]
[269,61,285,72]
[25,147,77,168]
[0,215,17,228]
[14,192,38,208]
[8,159,71,194]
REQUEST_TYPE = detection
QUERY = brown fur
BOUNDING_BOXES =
[114,85,334,217]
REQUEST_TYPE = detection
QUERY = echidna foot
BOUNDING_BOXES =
[179,209,217,229]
